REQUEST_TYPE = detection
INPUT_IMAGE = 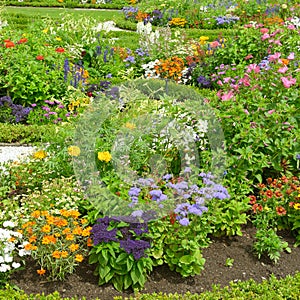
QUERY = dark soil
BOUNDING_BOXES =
[10,225,300,300]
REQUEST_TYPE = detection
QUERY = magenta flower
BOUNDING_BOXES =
[246,64,260,73]
[281,76,296,88]
[287,52,295,60]
[261,33,270,41]
[287,24,296,30]
[268,109,275,115]
[268,52,281,62]
[221,90,234,101]
[278,66,288,74]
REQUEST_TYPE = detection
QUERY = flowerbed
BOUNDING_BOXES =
[0,1,300,294]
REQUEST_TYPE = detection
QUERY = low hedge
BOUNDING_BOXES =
[1,272,300,299]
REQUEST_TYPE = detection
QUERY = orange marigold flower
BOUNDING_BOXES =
[37,268,46,275]
[66,234,74,241]
[69,244,79,252]
[280,58,289,65]
[54,217,68,227]
[46,216,55,225]
[31,210,41,218]
[87,238,93,247]
[75,254,84,262]
[72,226,82,235]
[24,243,33,251]
[52,250,61,259]
[60,251,68,258]
[42,235,56,245]
[70,210,81,219]
[41,225,51,233]
[62,228,71,235]
[276,206,286,216]
[9,237,16,243]
[82,227,92,237]
[81,218,88,225]
[29,236,37,243]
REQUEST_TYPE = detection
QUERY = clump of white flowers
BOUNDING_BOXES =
[0,221,30,276]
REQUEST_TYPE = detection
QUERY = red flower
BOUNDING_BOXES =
[252,203,263,213]
[18,38,28,44]
[276,206,286,216]
[266,178,273,184]
[5,41,15,48]
[274,190,283,198]
[55,47,65,53]
[36,55,44,60]
[169,213,177,225]
[265,190,273,198]
[248,195,256,204]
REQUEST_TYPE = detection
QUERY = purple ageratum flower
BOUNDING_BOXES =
[131,210,143,218]
[91,218,118,245]
[128,187,141,198]
[179,218,190,226]
[42,106,50,112]
[174,203,192,217]
[162,174,172,181]
[197,75,211,88]
[149,189,168,202]
[137,177,156,187]
[189,203,208,216]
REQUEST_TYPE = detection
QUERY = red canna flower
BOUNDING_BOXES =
[5,41,15,48]
[276,206,286,216]
[55,47,65,53]
[18,38,28,44]
[36,55,44,60]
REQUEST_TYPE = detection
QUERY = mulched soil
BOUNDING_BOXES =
[10,225,300,300]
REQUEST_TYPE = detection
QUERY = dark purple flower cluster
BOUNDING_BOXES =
[196,75,211,88]
[122,6,139,21]
[0,96,32,123]
[91,216,151,260]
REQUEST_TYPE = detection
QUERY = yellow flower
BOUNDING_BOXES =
[199,36,209,45]
[55,37,62,41]
[82,226,92,237]
[33,150,47,160]
[98,151,112,163]
[52,250,61,259]
[67,146,81,156]
[41,225,51,233]
[125,122,136,130]
[294,203,300,210]
[60,251,68,258]
[69,244,79,252]
[42,28,48,34]
[75,254,84,262]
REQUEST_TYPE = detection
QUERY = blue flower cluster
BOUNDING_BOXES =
[214,16,240,27]
[128,172,230,226]
[0,96,32,123]
[91,216,151,260]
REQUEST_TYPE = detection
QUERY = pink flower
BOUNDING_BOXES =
[245,54,253,60]
[244,109,249,115]
[287,24,296,30]
[278,66,288,73]
[268,52,281,62]
[221,91,234,101]
[281,76,296,88]
[239,75,250,87]
[210,41,220,48]
[287,52,295,60]
[246,64,260,73]
[261,33,270,41]
[260,28,269,34]
[274,40,282,45]
[268,109,275,115]
[217,80,223,86]
[223,77,231,83]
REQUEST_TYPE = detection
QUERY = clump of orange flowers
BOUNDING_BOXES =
[154,56,186,82]
[21,209,92,280]
[169,17,187,27]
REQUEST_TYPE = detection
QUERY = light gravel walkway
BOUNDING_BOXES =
[0,146,36,164]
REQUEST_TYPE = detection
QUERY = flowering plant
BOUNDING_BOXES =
[249,175,300,262]
[21,209,92,280]
[0,221,30,287]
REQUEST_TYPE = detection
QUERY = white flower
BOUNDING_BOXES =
[3,221,15,228]
[12,262,21,269]
[0,264,11,272]
[18,249,30,257]
[3,254,13,263]
[0,256,4,263]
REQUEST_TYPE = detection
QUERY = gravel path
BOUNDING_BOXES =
[0,146,36,164]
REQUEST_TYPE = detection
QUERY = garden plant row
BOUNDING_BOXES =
[0,0,300,298]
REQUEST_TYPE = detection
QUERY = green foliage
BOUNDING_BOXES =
[253,228,291,263]
[147,215,210,277]
[89,242,153,291]
[0,124,57,143]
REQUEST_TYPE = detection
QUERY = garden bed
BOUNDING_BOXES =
[10,225,300,300]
